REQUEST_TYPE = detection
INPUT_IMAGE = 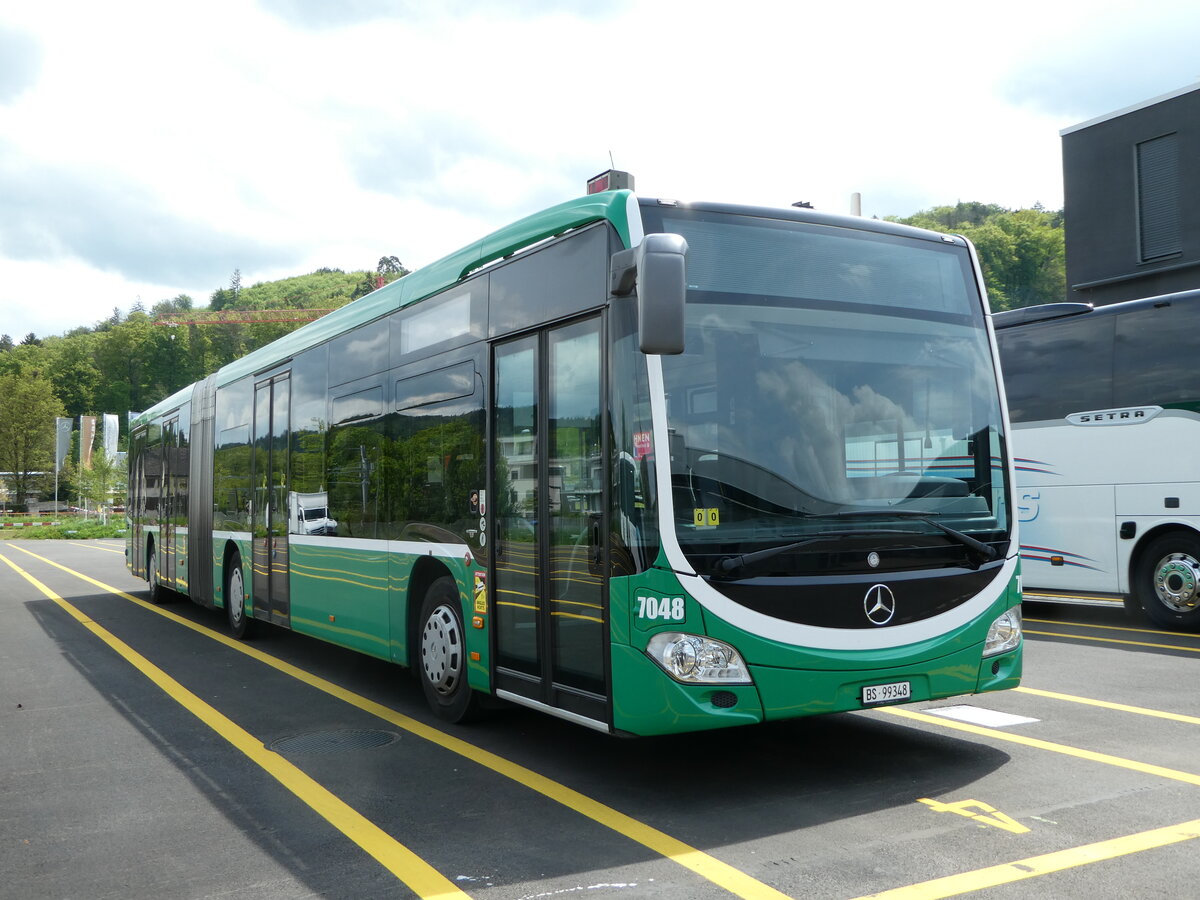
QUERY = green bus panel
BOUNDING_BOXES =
[610,644,764,735]
[609,567,1023,736]
[288,543,392,659]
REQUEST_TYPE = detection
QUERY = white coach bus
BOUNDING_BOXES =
[994,289,1200,630]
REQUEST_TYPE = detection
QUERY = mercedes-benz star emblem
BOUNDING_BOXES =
[867,551,881,568]
[864,584,896,625]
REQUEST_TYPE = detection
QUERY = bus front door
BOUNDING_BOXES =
[493,318,608,726]
[252,373,291,626]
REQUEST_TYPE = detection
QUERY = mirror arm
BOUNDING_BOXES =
[610,248,638,296]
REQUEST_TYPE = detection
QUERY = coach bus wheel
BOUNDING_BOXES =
[225,553,254,639]
[147,543,166,604]
[1134,532,1200,631]
[418,577,480,723]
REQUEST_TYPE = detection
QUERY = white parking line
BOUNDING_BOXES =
[923,705,1040,728]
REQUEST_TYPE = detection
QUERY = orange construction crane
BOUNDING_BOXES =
[154,308,336,326]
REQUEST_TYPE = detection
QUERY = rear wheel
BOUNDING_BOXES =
[226,552,254,639]
[146,543,166,604]
[417,576,480,722]
[1134,532,1200,631]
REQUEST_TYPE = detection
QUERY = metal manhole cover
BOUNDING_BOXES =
[267,729,400,754]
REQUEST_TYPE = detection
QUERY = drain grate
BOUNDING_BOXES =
[267,729,400,754]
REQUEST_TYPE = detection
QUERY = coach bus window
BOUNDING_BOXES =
[998,315,1114,422]
[1114,301,1200,408]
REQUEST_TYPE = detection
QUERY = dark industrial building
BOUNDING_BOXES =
[1061,83,1200,305]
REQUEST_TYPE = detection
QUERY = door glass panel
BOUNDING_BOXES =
[252,383,272,611]
[494,338,540,676]
[548,320,604,694]
[270,377,290,615]
[163,419,177,581]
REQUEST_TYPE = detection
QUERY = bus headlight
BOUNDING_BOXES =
[645,632,752,684]
[983,606,1022,657]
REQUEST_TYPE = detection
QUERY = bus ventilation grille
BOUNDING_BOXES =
[711,691,738,709]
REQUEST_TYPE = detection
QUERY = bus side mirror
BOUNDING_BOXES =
[611,233,688,355]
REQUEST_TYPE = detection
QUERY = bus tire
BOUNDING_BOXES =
[226,552,254,639]
[417,576,480,723]
[1134,532,1200,631]
[147,542,167,604]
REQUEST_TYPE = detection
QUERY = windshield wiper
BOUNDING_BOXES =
[713,528,917,575]
[711,512,1000,576]
[824,509,999,567]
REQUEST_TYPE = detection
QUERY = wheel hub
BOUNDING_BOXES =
[229,569,244,620]
[422,605,462,696]
[1154,553,1200,612]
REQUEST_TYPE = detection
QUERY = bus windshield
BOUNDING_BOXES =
[645,208,1010,572]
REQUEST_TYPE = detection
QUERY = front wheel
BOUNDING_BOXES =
[1134,532,1200,631]
[225,553,254,639]
[417,577,480,722]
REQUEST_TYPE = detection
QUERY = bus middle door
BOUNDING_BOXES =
[252,372,292,626]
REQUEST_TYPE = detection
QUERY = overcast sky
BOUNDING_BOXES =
[2,0,1198,340]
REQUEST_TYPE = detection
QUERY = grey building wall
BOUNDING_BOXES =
[1061,83,1200,306]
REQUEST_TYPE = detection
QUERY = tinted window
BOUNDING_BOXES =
[394,382,485,544]
[1114,299,1200,407]
[328,380,387,538]
[488,224,608,337]
[290,345,328,502]
[214,377,253,531]
[397,361,475,410]
[997,315,1114,422]
[391,283,485,363]
[332,386,384,424]
[329,320,389,387]
[657,211,975,316]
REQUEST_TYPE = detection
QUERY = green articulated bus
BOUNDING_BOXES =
[126,171,1023,736]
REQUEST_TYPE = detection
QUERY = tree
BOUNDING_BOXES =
[0,334,12,353]
[890,204,1065,311]
[0,372,66,508]
[77,448,123,521]
[44,333,103,417]
[352,255,409,300]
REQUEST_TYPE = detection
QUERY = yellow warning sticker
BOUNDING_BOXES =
[473,571,488,614]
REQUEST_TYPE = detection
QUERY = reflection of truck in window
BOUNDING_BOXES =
[288,491,337,536]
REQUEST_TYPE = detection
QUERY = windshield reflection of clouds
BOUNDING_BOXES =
[663,304,1005,538]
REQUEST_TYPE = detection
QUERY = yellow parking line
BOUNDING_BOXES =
[0,551,470,900]
[1015,686,1200,726]
[9,543,792,900]
[1025,629,1200,653]
[880,706,1200,787]
[855,818,1200,899]
[1023,616,1200,639]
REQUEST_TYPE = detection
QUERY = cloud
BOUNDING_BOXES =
[346,112,587,217]
[0,27,42,104]
[259,0,630,28]
[999,4,1200,122]
[0,147,301,287]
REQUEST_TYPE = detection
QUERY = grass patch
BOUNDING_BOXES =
[0,521,127,540]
